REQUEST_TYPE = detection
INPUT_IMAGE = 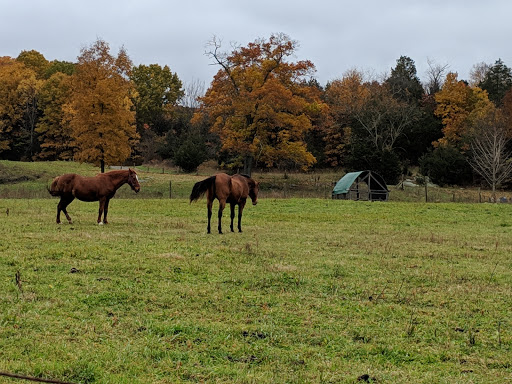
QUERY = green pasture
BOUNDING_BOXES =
[0,194,511,383]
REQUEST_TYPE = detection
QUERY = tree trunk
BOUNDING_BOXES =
[243,155,253,176]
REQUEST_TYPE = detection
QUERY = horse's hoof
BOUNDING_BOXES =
[98,222,104,225]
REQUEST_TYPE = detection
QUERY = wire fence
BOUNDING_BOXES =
[0,166,509,204]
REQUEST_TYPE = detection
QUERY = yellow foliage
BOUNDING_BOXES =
[0,57,40,153]
[434,72,494,147]
[64,39,138,167]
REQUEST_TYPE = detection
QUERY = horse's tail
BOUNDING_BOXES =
[47,177,61,197]
[190,176,216,202]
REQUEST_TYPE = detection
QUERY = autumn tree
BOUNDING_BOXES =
[16,50,49,79]
[324,70,367,167]
[424,72,496,186]
[434,72,494,149]
[36,72,74,159]
[196,33,324,174]
[0,57,41,159]
[65,39,138,172]
[15,50,49,158]
[19,73,43,158]
[327,71,419,153]
[324,69,419,183]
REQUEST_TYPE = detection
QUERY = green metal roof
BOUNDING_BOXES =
[332,170,389,195]
[332,171,364,195]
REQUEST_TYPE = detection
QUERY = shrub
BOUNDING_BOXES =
[174,138,207,172]
[419,146,472,186]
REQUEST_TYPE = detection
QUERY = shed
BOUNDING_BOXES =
[332,170,389,201]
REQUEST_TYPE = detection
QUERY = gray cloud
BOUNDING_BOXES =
[1,0,511,87]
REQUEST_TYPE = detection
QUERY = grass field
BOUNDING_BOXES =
[0,159,504,202]
[0,161,511,383]
[1,195,511,383]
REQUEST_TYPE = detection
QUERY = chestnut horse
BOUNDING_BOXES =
[190,173,259,234]
[48,168,140,224]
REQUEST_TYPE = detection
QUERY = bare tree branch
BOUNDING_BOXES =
[180,78,206,108]
[424,58,449,95]
[204,35,239,94]
[470,112,512,201]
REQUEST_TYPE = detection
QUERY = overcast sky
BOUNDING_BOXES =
[2,0,511,89]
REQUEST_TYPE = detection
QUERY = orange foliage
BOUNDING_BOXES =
[196,34,324,170]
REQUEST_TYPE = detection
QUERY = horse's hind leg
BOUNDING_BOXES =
[97,198,107,224]
[207,200,213,234]
[217,200,226,234]
[238,201,246,233]
[230,203,236,232]
[58,196,74,224]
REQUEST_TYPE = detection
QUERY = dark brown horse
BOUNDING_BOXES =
[190,173,259,234]
[48,168,140,224]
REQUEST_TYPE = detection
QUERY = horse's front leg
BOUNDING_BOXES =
[57,197,74,224]
[97,198,107,225]
[230,203,236,232]
[56,200,62,224]
[218,200,226,234]
[103,198,111,224]
[238,200,246,233]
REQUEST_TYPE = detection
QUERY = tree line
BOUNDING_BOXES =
[1,34,512,196]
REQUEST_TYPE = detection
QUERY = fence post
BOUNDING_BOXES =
[169,181,172,199]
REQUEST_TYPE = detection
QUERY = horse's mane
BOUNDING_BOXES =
[238,174,256,190]
[95,169,131,177]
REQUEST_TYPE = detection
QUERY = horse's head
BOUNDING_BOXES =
[249,180,259,205]
[128,169,141,193]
